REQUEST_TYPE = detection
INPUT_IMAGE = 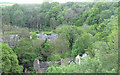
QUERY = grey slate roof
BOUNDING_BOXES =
[36,33,57,40]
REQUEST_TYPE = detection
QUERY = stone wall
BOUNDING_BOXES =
[33,53,87,73]
[33,59,41,73]
[61,58,75,66]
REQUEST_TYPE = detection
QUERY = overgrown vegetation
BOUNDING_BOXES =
[0,2,118,73]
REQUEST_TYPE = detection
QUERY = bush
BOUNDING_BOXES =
[1,42,23,73]
[42,31,53,35]
[30,32,37,39]
[72,33,93,57]
[35,30,39,34]
[47,54,61,61]
[46,50,117,73]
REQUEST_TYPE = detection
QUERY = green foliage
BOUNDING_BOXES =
[13,38,43,71]
[47,54,61,61]
[55,25,70,39]
[95,15,118,41]
[21,52,37,70]
[49,36,70,59]
[30,32,37,40]
[41,39,52,60]
[99,10,112,22]
[42,31,53,35]
[107,30,118,50]
[2,2,117,30]
[12,9,25,27]
[1,42,23,73]
[35,30,39,34]
[87,41,108,58]
[1,2,118,73]
[46,49,118,73]
[72,33,93,57]
[55,25,84,50]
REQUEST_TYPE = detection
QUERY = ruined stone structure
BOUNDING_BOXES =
[61,58,75,66]
[75,53,88,64]
[75,55,81,64]
[36,33,57,40]
[39,61,51,73]
[81,53,87,58]
[33,59,41,73]
[0,36,3,42]
[33,58,74,73]
[33,53,87,73]
[33,60,61,73]
[0,34,20,48]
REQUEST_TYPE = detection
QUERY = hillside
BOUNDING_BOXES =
[0,2,119,73]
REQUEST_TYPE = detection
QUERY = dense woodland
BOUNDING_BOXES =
[0,2,119,73]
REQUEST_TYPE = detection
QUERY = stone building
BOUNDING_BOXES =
[0,34,19,48]
[75,53,88,64]
[33,53,87,73]
[33,59,61,73]
[75,55,81,64]
[61,58,75,66]
[33,59,41,73]
[36,33,57,40]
